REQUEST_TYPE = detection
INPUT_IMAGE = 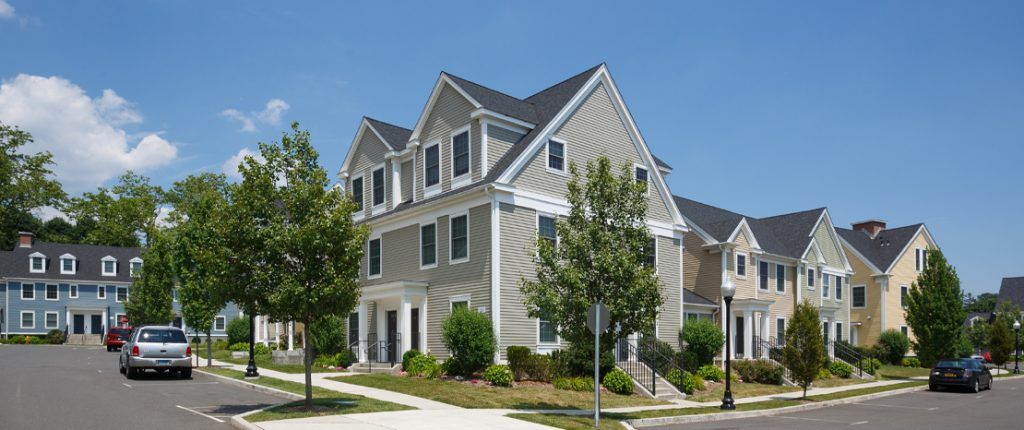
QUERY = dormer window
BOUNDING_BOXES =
[60,254,77,275]
[351,175,364,211]
[424,143,440,189]
[102,256,117,276]
[372,166,385,208]
[29,252,46,273]
[129,257,143,276]
[451,129,470,184]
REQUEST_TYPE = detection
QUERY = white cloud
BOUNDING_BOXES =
[220,98,290,132]
[0,1,15,19]
[0,74,179,194]
[222,147,264,182]
[33,206,67,222]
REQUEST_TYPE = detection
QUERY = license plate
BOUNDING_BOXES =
[157,360,171,365]
[943,373,956,377]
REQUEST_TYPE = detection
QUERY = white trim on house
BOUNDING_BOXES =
[449,124,472,189]
[422,140,442,198]
[535,212,559,257]
[69,284,79,299]
[727,218,763,252]
[367,235,383,280]
[775,262,786,294]
[536,315,560,354]
[44,311,59,329]
[544,137,568,176]
[470,108,536,131]
[29,251,46,274]
[44,283,58,301]
[101,255,117,276]
[408,74,483,144]
[370,162,387,215]
[338,118,397,178]
[60,253,77,275]
[20,310,34,329]
[97,285,107,299]
[129,257,143,277]
[758,260,770,291]
[633,162,650,196]
[805,209,853,272]
[419,222,438,269]
[21,282,34,300]
[734,251,748,279]
[837,235,885,274]
[489,194,502,363]
[448,211,470,265]
[881,224,937,275]
[115,286,129,303]
[215,315,227,331]
[775,316,787,344]
[350,173,366,221]
[448,294,471,311]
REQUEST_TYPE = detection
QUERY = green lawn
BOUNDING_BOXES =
[510,413,627,430]
[197,349,342,374]
[686,382,800,402]
[333,374,668,410]
[199,367,411,422]
[877,365,930,379]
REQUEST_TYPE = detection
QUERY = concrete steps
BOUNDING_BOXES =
[348,362,400,374]
[65,334,103,346]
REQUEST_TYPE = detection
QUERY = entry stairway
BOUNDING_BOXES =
[615,338,687,401]
[65,334,103,346]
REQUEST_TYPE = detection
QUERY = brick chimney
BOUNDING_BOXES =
[851,220,886,239]
[18,231,35,248]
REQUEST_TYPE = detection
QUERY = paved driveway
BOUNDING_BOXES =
[0,344,288,430]
[645,376,1024,430]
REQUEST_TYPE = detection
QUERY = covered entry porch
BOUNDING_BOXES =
[353,281,427,365]
[725,298,774,360]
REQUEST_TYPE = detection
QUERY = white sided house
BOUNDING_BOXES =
[337,64,688,369]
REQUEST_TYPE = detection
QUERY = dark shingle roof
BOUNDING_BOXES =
[997,277,1024,311]
[673,196,824,259]
[444,73,540,124]
[964,311,992,327]
[0,240,141,283]
[364,117,413,152]
[684,289,718,307]
[652,155,672,171]
[835,224,924,272]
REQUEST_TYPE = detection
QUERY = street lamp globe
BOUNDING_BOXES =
[721,276,736,299]
[1014,320,1021,332]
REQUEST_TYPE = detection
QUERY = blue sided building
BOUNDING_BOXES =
[0,232,241,343]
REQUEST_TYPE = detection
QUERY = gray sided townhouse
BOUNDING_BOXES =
[0,232,241,342]
[338,64,688,364]
[674,197,854,360]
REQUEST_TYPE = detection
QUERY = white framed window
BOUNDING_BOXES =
[114,313,126,327]
[45,284,58,301]
[60,253,76,274]
[29,252,46,273]
[775,264,785,293]
[538,310,558,345]
[546,139,566,173]
[45,311,59,329]
[822,319,830,343]
[776,317,786,345]
[836,321,844,342]
[449,213,469,264]
[807,268,815,289]
[822,273,831,298]
[21,311,35,329]
[368,237,382,278]
[420,223,437,269]
[172,288,178,302]
[685,312,714,322]
[644,237,657,269]
[69,284,79,299]
[102,256,117,276]
[371,165,386,208]
[450,127,471,186]
[129,257,143,277]
[758,261,769,291]
[537,214,558,251]
[900,285,909,309]
[852,285,866,308]
[22,283,35,300]
[634,164,649,194]
[449,294,471,311]
[116,286,129,303]
[350,174,364,212]
[900,325,909,337]
[915,248,926,272]
[423,142,441,195]
[735,252,747,278]
[835,276,843,301]
[98,285,107,300]
[215,316,227,331]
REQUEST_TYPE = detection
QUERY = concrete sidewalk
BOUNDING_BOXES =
[253,410,554,430]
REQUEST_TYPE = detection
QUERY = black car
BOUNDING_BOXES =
[929,358,992,392]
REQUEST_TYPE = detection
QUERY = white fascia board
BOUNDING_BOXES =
[727,218,761,250]
[408,74,483,143]
[815,209,854,272]
[882,224,934,274]
[339,118,395,178]
[470,108,535,131]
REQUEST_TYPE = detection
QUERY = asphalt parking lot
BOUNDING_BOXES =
[0,344,288,430]
[645,376,1024,430]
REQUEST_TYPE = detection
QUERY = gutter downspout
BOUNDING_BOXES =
[485,183,502,363]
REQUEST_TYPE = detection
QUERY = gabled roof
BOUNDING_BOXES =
[673,196,826,260]
[683,289,718,307]
[444,73,539,125]
[0,241,142,282]
[996,277,1024,311]
[835,224,925,274]
[364,117,412,152]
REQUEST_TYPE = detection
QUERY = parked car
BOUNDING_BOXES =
[105,326,133,352]
[929,358,992,393]
[119,326,192,379]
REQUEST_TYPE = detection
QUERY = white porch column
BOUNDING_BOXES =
[358,301,368,363]
[419,297,428,354]
[275,322,281,347]
[743,310,753,359]
[101,309,108,335]
[400,295,412,356]
[263,317,270,346]
[254,315,261,343]
[760,313,769,358]
[65,309,71,333]
[288,322,295,351]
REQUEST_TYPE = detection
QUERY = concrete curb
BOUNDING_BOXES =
[194,368,303,401]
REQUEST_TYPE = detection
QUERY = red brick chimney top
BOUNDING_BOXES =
[18,232,34,248]
[851,220,887,238]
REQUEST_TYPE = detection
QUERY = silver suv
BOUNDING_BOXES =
[119,326,192,379]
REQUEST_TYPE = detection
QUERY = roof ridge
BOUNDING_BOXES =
[29,240,142,251]
[672,195,749,220]
[758,207,826,221]
[442,72,530,105]
[364,116,412,132]
[525,64,604,102]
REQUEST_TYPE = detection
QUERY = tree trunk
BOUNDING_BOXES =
[303,323,313,410]
[206,331,212,367]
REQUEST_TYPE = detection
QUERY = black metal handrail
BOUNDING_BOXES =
[753,335,792,381]
[830,340,866,377]
[618,340,657,395]
[379,332,401,367]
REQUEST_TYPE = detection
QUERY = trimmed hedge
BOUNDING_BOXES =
[441,307,496,376]
[666,369,704,394]
[901,357,922,368]
[553,376,594,392]
[507,346,531,381]
[878,329,911,365]
[696,364,725,382]
[602,368,634,395]
[828,361,853,378]
[732,359,784,385]
[483,364,513,387]
[402,349,421,372]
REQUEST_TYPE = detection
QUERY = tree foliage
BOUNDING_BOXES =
[124,229,176,326]
[66,171,164,247]
[963,292,999,314]
[877,329,911,365]
[680,318,724,368]
[988,300,1020,366]
[904,249,966,366]
[520,156,663,347]
[0,123,66,249]
[441,307,497,376]
[784,299,825,398]
[964,320,990,354]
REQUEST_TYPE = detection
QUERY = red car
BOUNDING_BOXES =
[106,327,133,351]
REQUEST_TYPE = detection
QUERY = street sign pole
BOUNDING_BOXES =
[594,304,600,429]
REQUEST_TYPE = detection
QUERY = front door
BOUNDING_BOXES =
[735,316,745,358]
[386,310,398,363]
[90,315,103,335]
[73,314,85,334]
[411,308,420,351]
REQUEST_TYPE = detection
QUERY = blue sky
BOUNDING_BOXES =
[1,1,1021,295]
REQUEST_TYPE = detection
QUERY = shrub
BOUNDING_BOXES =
[666,369,704,394]
[680,319,725,368]
[507,346,531,381]
[402,349,422,372]
[309,315,347,356]
[406,353,440,378]
[602,368,634,395]
[877,329,911,365]
[732,359,784,385]
[524,353,553,382]
[441,307,496,376]
[313,353,339,368]
[226,317,250,346]
[828,361,853,378]
[212,339,229,350]
[46,329,66,344]
[553,376,594,392]
[483,364,513,387]
[254,343,271,356]
[228,342,250,352]
[816,368,833,380]
[858,357,883,375]
[696,364,725,382]
[901,357,921,368]
[550,342,615,378]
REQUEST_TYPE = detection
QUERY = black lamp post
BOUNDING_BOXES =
[1014,319,1021,375]
[720,276,736,411]
[245,313,259,377]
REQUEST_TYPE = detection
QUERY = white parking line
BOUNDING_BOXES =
[175,405,225,423]
[854,402,937,411]
[851,421,870,426]
[772,416,852,424]
[131,382,219,387]
[122,383,132,388]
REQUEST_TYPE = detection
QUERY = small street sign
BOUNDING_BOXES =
[586,302,610,334]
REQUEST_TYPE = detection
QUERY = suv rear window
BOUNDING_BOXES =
[936,360,961,368]
[139,329,187,344]
[110,328,130,335]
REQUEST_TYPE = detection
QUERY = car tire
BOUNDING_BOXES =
[107,345,112,352]
[119,357,126,374]
[987,377,993,390]
[179,368,192,379]
[126,363,136,380]
[972,379,980,393]
[929,383,938,391]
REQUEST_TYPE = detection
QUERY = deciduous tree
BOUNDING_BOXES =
[124,229,176,326]
[0,123,66,248]
[905,249,966,366]
[66,171,164,247]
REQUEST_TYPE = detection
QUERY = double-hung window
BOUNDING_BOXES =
[644,238,657,268]
[372,167,385,207]
[807,269,815,288]
[735,253,747,278]
[61,256,76,274]
[451,131,470,179]
[98,286,107,299]
[420,223,437,267]
[130,259,142,277]
[424,144,440,188]
[22,283,34,300]
[835,276,843,300]
[102,256,117,276]
[215,316,226,331]
[46,284,58,301]
[635,166,648,193]
[822,274,831,298]
[368,238,382,277]
[836,322,844,342]
[901,285,909,309]
[852,285,866,308]
[776,318,786,345]
[70,284,79,299]
[351,176,364,211]
[901,326,909,337]
[539,309,557,344]
[915,248,925,272]
[21,311,34,329]
[30,254,45,273]
[450,214,469,262]
[547,140,564,172]
[45,312,59,329]
[116,286,129,303]
[538,215,557,249]
[775,264,785,293]
[758,261,769,290]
